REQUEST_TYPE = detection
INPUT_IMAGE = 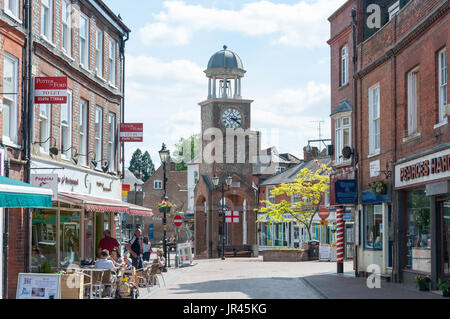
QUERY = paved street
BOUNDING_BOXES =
[142,257,353,299]
[140,257,446,299]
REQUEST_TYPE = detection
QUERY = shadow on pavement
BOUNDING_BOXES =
[301,273,445,299]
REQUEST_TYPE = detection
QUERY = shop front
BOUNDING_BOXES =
[395,147,450,288]
[30,160,152,270]
[357,190,393,276]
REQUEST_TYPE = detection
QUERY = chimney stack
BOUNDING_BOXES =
[303,146,319,162]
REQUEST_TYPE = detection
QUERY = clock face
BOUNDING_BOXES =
[222,108,242,129]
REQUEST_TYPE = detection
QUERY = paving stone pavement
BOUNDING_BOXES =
[139,257,447,299]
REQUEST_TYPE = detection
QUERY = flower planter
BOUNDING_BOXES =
[262,249,308,262]
[418,281,430,291]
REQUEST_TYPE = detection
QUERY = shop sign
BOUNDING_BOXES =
[31,174,58,201]
[335,180,358,204]
[343,212,352,221]
[120,123,143,142]
[148,224,154,240]
[34,77,67,104]
[395,149,450,189]
[370,160,380,178]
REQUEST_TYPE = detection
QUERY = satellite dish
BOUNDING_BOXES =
[342,146,354,160]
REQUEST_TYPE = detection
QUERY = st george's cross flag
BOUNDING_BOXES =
[225,211,240,224]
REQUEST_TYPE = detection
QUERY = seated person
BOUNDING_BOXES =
[95,250,116,270]
[122,252,133,270]
[109,248,123,267]
[153,250,166,270]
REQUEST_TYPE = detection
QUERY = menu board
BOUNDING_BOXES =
[16,273,61,299]
[319,244,331,261]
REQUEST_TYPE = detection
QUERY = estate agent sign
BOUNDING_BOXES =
[120,123,143,142]
[34,77,68,104]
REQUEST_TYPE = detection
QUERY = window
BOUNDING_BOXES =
[335,116,351,163]
[364,204,383,250]
[5,0,20,20]
[109,39,116,85]
[79,13,89,68]
[406,190,431,273]
[368,84,380,155]
[94,106,103,163]
[438,48,447,124]
[388,1,400,20]
[194,171,199,184]
[341,45,349,86]
[108,113,116,172]
[154,180,163,190]
[79,99,88,166]
[62,0,71,56]
[2,53,19,145]
[267,187,275,204]
[291,193,302,204]
[276,166,286,174]
[407,68,419,136]
[96,29,104,77]
[60,90,72,159]
[41,0,53,42]
[39,104,51,153]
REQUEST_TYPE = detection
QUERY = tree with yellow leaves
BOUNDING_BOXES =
[256,163,330,241]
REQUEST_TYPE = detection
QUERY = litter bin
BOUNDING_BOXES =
[308,240,320,260]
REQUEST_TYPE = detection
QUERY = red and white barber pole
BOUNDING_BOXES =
[336,207,344,273]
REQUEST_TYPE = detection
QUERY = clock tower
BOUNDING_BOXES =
[194,46,259,259]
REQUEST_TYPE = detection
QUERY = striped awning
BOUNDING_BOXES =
[58,192,152,216]
[0,176,53,208]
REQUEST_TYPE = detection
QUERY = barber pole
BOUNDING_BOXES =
[336,207,344,273]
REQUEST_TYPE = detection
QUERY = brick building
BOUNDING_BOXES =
[329,0,449,288]
[142,162,189,245]
[0,0,155,299]
[0,0,28,299]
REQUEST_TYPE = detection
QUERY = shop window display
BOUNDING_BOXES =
[365,205,383,250]
[32,210,58,270]
[406,190,431,273]
[60,211,80,267]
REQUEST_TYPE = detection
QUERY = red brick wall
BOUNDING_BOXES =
[356,0,449,189]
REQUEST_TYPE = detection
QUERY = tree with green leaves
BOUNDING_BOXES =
[256,163,330,241]
[128,149,155,182]
[173,134,201,171]
[141,151,155,182]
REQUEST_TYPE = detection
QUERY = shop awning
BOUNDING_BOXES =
[0,176,53,208]
[128,203,153,216]
[58,192,153,216]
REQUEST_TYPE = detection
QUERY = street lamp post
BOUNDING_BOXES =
[159,143,170,272]
[212,174,233,260]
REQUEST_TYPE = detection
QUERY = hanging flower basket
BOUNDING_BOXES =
[368,180,390,196]
[157,200,175,213]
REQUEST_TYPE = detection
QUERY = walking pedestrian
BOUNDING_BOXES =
[142,237,152,262]
[126,228,143,270]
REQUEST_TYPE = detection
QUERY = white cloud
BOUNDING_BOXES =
[126,54,204,84]
[139,0,348,47]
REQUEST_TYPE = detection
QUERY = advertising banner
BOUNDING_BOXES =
[34,77,68,104]
[16,274,61,299]
[120,123,143,142]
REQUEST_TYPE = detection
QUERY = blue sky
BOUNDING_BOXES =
[104,0,347,166]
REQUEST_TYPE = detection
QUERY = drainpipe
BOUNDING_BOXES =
[24,0,33,274]
[2,159,10,299]
[120,31,130,181]
[351,7,360,277]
